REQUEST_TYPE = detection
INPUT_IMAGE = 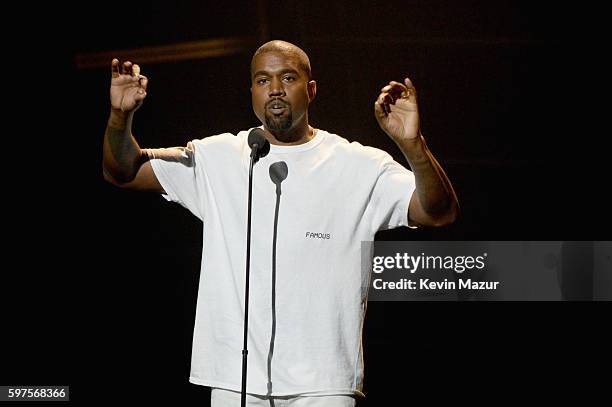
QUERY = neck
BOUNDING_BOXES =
[264,122,314,146]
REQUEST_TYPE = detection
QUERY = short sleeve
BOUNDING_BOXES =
[147,141,204,220]
[367,153,417,232]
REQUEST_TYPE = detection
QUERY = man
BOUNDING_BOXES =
[103,40,458,406]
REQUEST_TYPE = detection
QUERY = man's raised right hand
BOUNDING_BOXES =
[110,58,148,113]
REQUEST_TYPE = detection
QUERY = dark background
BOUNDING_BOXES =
[2,1,609,405]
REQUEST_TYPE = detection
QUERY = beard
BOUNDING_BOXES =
[265,109,293,131]
[265,109,294,141]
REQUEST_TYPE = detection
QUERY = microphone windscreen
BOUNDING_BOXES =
[248,128,270,158]
[269,161,288,185]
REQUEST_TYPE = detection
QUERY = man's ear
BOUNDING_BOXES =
[307,80,317,102]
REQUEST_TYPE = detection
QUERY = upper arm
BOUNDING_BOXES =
[105,160,165,194]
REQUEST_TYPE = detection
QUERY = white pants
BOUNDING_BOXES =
[210,388,356,407]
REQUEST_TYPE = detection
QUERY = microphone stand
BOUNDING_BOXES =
[241,144,259,407]
[266,161,287,396]
[241,129,269,407]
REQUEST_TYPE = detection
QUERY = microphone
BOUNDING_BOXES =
[248,128,270,163]
[269,161,288,195]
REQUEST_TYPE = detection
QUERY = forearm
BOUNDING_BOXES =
[396,134,459,219]
[102,109,146,184]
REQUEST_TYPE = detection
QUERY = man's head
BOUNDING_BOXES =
[250,40,316,143]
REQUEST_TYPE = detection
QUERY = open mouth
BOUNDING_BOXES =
[267,100,289,115]
[270,107,287,115]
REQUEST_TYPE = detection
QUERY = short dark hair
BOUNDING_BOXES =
[251,40,312,80]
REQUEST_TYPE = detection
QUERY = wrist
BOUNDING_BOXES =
[394,131,425,149]
[396,132,428,163]
[108,109,132,129]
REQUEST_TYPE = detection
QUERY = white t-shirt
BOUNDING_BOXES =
[148,128,416,397]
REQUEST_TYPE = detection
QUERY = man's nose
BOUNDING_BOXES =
[268,78,285,97]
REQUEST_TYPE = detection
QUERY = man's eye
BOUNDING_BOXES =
[257,78,268,84]
[283,76,295,82]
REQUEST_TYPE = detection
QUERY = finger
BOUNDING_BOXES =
[132,64,140,77]
[139,76,148,91]
[377,92,389,103]
[390,81,408,94]
[374,101,387,118]
[388,81,407,93]
[382,92,395,106]
[377,93,390,114]
[111,58,120,78]
[382,98,391,114]
[404,77,417,96]
[383,84,407,105]
[377,99,387,115]
[381,82,407,97]
[122,61,133,75]
[380,85,399,100]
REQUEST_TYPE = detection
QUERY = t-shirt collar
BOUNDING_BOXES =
[256,126,325,154]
